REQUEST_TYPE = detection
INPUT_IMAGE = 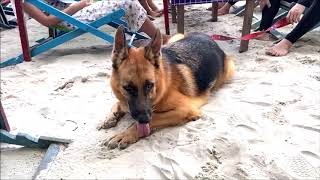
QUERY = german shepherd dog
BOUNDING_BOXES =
[98,26,235,149]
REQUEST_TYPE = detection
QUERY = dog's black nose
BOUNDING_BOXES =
[131,110,151,124]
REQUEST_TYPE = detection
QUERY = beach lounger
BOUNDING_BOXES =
[0,0,17,28]
[0,0,149,68]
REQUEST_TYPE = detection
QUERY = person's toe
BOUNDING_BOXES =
[266,48,273,56]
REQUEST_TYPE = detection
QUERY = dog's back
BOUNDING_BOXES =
[162,32,233,95]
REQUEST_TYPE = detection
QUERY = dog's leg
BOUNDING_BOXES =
[97,102,126,130]
[150,93,208,129]
[105,123,139,149]
[106,95,204,149]
[105,105,201,149]
[150,105,202,129]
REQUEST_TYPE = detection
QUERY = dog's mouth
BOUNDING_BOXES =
[136,122,151,137]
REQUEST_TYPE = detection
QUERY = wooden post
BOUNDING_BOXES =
[239,0,255,53]
[14,0,31,61]
[163,0,170,35]
[171,4,177,23]
[177,5,184,34]
[211,2,218,22]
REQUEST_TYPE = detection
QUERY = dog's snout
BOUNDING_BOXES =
[131,109,151,124]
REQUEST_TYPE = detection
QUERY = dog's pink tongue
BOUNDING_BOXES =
[136,123,151,138]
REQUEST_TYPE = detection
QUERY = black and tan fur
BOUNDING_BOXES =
[98,26,235,149]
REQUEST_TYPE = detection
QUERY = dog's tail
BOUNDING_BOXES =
[212,55,235,90]
[167,33,185,44]
[223,55,235,82]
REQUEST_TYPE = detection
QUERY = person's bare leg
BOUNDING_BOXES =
[218,3,232,15]
[147,0,162,13]
[139,0,162,17]
[139,18,170,44]
[266,39,292,56]
[207,2,226,11]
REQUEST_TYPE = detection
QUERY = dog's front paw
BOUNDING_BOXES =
[97,111,126,130]
[104,124,139,149]
[97,116,118,130]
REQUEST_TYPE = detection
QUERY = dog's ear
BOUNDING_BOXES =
[145,28,162,68]
[112,25,128,70]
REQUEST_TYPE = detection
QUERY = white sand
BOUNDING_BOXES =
[1,2,320,179]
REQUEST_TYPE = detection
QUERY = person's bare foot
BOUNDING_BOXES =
[148,10,163,17]
[147,0,163,13]
[207,2,226,10]
[266,39,292,56]
[150,5,162,13]
[217,4,231,15]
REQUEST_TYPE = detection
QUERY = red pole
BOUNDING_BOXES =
[163,0,170,35]
[14,0,31,62]
[0,101,10,131]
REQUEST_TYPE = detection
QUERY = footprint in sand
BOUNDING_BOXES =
[292,124,320,133]
[96,72,110,78]
[263,102,291,125]
[310,75,320,81]
[39,107,50,119]
[296,56,318,65]
[235,124,260,143]
[301,151,320,168]
[278,153,320,179]
[54,76,89,91]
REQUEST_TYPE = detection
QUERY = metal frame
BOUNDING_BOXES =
[0,3,17,28]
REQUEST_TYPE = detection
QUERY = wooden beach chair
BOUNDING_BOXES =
[0,0,149,68]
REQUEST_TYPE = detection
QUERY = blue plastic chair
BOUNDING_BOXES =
[0,0,149,68]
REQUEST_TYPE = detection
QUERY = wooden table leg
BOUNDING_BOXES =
[211,2,218,22]
[171,4,177,23]
[177,5,184,34]
[163,0,170,35]
[14,0,31,61]
[239,0,255,53]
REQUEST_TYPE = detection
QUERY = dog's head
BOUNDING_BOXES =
[111,26,162,124]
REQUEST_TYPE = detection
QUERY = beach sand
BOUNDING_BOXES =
[1,2,320,179]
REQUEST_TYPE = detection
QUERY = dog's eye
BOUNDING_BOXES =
[123,84,137,96]
[144,81,154,92]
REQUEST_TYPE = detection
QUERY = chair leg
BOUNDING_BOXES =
[163,0,170,35]
[171,4,177,23]
[14,0,31,61]
[177,5,184,34]
[211,2,218,22]
[239,0,255,53]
